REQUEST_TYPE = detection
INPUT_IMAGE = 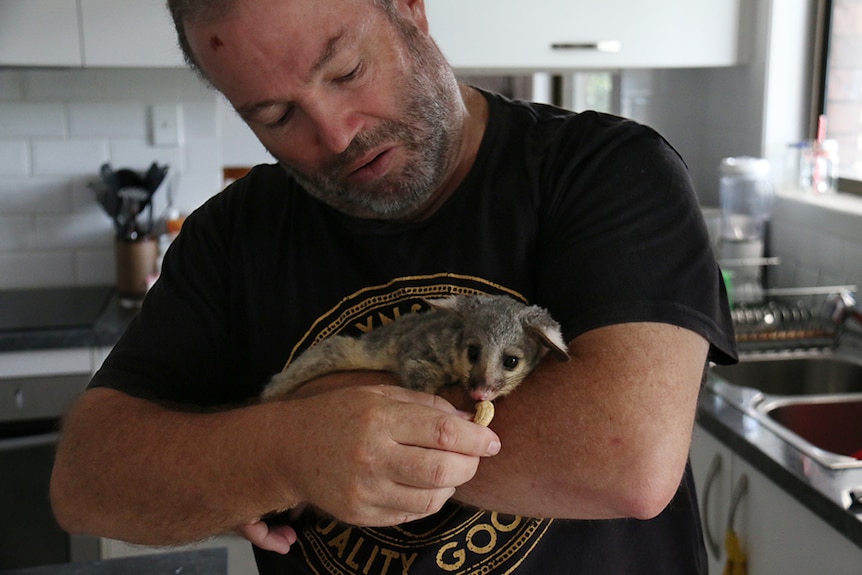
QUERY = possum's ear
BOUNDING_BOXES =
[522,309,570,362]
[423,296,460,313]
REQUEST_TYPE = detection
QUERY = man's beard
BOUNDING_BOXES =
[280,29,462,220]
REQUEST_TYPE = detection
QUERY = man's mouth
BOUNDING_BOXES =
[347,147,396,183]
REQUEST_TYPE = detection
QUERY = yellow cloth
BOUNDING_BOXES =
[722,529,747,575]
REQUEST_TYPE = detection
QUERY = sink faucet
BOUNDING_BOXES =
[825,290,862,324]
[824,290,862,345]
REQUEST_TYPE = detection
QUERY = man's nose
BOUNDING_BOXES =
[305,98,362,155]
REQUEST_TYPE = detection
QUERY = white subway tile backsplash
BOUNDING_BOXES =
[69,102,148,139]
[842,239,862,288]
[76,247,116,285]
[183,100,218,139]
[31,139,109,176]
[0,70,24,100]
[185,137,221,174]
[0,142,30,176]
[771,193,862,293]
[108,139,184,173]
[178,71,216,101]
[36,211,114,250]
[0,179,73,214]
[0,103,67,138]
[0,216,36,250]
[0,68,222,289]
[23,69,105,101]
[173,172,222,214]
[102,69,183,101]
[0,252,76,288]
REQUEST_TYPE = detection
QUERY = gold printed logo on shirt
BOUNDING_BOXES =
[287,274,549,573]
[283,273,526,368]
[297,507,552,575]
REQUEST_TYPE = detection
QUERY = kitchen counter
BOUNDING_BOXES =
[697,380,862,550]
[0,286,137,353]
[0,548,227,575]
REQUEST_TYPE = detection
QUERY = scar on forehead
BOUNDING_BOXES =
[210,36,224,50]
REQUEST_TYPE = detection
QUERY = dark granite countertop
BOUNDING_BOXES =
[697,380,862,550]
[0,287,137,353]
[0,548,227,575]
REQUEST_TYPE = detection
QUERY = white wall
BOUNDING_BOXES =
[0,68,269,290]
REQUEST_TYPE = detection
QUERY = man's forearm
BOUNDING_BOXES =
[454,322,708,520]
[51,388,295,545]
[51,380,500,545]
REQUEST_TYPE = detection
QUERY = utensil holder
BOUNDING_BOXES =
[115,236,157,303]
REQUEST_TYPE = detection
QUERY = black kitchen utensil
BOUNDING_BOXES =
[92,162,169,239]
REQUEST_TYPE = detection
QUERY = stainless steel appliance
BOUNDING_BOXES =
[0,286,115,570]
[0,371,99,569]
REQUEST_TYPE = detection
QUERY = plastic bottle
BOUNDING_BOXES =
[719,157,773,242]
[719,157,773,305]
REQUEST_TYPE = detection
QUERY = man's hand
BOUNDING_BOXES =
[268,382,501,528]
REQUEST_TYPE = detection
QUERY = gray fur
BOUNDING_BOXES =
[262,295,570,402]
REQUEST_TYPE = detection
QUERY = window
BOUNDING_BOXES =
[816,0,862,194]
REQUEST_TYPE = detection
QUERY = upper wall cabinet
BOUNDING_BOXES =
[2,0,742,70]
[0,0,184,68]
[426,0,744,72]
[79,0,184,67]
[0,1,83,66]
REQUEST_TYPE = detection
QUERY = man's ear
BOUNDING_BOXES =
[394,0,429,35]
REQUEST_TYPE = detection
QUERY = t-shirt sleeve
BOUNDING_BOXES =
[534,113,736,365]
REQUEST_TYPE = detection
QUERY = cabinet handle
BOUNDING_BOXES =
[701,453,723,559]
[551,41,621,53]
[727,474,748,532]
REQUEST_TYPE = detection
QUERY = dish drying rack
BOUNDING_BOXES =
[722,256,857,351]
[731,288,851,350]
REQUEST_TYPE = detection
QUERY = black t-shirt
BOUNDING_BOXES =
[92,90,736,574]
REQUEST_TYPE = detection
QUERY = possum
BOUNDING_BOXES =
[262,294,570,402]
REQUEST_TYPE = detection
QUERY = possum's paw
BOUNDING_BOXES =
[473,400,495,426]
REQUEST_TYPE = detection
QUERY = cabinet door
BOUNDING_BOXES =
[80,0,184,67]
[690,425,732,575]
[731,456,862,575]
[425,0,740,71]
[0,0,82,66]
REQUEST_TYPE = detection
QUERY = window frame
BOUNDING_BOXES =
[813,0,862,196]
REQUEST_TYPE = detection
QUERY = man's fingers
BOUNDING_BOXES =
[234,520,297,554]
[388,399,502,458]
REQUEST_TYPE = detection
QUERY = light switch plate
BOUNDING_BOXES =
[150,104,182,147]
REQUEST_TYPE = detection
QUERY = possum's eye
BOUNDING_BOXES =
[467,345,481,363]
[503,356,520,370]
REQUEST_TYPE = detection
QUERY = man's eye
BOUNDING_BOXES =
[336,61,363,83]
[266,108,294,128]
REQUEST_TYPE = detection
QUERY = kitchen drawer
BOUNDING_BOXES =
[0,373,90,422]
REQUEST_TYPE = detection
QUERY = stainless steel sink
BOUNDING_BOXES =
[708,351,862,469]
[711,352,862,396]
[756,395,862,468]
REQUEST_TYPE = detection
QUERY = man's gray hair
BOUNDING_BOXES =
[165,0,397,82]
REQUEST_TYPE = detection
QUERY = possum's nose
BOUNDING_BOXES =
[470,386,496,401]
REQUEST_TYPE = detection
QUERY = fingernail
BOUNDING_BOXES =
[487,439,501,456]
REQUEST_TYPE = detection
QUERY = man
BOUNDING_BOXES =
[51,0,737,573]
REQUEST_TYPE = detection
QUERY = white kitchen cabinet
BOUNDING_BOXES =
[79,0,184,67]
[690,426,731,575]
[691,424,862,574]
[0,0,82,66]
[0,0,183,68]
[426,0,743,72]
